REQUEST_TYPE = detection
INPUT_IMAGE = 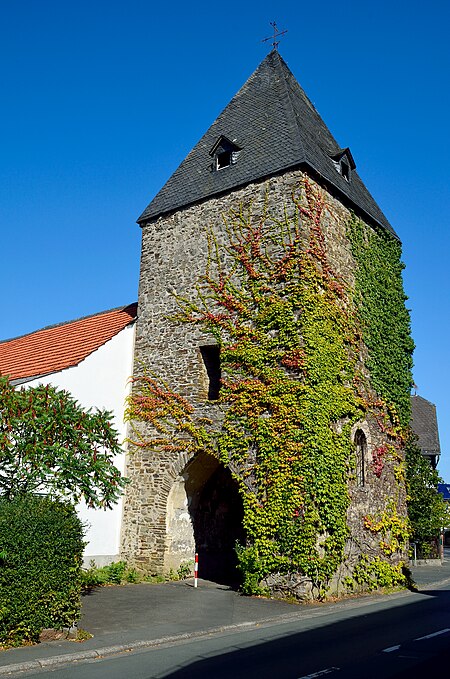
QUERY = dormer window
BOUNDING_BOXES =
[340,159,350,182]
[210,136,241,172]
[331,148,356,183]
[217,149,232,170]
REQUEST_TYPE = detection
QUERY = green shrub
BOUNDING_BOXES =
[81,560,139,589]
[80,560,109,589]
[80,560,192,590]
[144,573,165,583]
[0,495,84,646]
[106,560,127,584]
[177,561,194,580]
[125,567,139,583]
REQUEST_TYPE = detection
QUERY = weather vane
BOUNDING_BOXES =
[262,21,288,51]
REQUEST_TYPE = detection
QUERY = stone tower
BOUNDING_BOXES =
[121,51,412,596]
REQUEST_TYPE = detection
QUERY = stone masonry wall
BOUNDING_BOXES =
[120,169,407,580]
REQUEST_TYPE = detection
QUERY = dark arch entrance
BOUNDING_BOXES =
[189,463,245,586]
[165,452,246,586]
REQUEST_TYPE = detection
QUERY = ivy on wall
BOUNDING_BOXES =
[351,225,448,558]
[346,216,414,427]
[127,180,414,597]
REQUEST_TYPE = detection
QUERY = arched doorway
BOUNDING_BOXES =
[191,463,245,585]
[165,452,245,586]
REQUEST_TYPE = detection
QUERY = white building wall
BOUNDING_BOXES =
[25,322,135,565]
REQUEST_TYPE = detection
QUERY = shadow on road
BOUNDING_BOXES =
[160,588,450,679]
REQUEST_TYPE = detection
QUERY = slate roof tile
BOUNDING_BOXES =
[139,50,396,238]
[0,303,137,382]
[411,395,441,455]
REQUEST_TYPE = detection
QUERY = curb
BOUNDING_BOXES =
[2,576,450,676]
[0,622,261,676]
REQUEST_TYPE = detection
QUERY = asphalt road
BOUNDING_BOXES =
[11,583,450,679]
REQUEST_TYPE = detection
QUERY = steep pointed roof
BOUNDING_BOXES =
[139,51,396,237]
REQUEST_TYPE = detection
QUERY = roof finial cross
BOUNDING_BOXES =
[262,21,287,51]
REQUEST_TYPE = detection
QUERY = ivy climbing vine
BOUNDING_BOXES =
[127,179,414,597]
[346,215,414,427]
[347,214,427,580]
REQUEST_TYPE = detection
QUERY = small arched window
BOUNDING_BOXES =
[354,429,367,487]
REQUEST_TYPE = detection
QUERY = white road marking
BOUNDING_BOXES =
[416,628,450,641]
[398,655,420,659]
[382,645,401,653]
[297,669,340,679]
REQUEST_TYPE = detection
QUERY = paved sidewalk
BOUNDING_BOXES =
[410,553,450,588]
[0,579,297,675]
[2,556,450,676]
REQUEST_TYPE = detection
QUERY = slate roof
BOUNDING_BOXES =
[0,303,137,383]
[138,50,397,238]
[411,395,441,456]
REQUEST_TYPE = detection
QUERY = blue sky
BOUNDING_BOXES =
[1,1,450,477]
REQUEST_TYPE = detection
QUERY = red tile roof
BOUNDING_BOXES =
[0,303,137,382]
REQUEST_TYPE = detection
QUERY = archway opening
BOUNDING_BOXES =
[189,462,245,586]
[165,452,245,587]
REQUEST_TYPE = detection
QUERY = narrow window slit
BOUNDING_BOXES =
[355,429,367,487]
[200,345,221,400]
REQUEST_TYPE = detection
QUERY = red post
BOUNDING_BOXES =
[194,552,199,588]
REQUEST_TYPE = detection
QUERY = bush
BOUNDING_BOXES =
[406,435,448,555]
[177,561,194,580]
[106,560,128,584]
[0,495,84,646]
[81,560,138,590]
[80,560,192,590]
